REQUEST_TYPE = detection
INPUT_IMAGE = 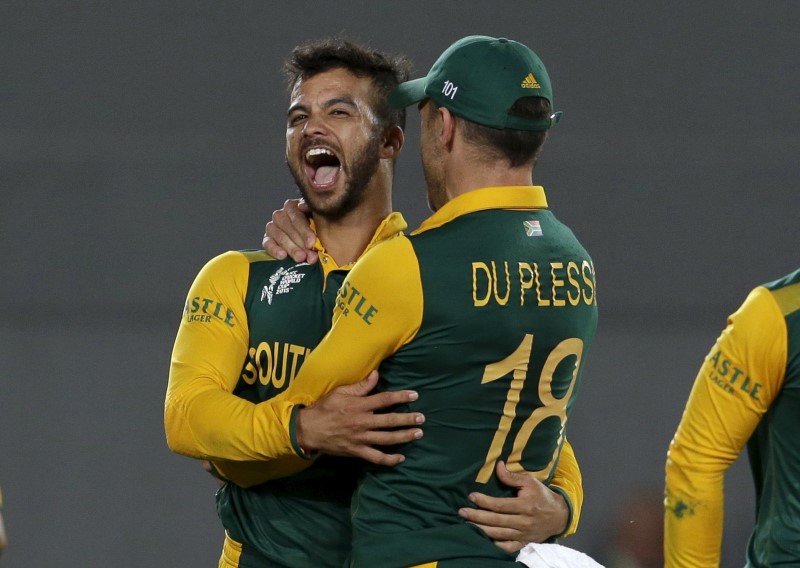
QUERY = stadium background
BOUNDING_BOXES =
[1,2,798,566]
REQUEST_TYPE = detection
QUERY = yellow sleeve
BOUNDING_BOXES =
[230,236,424,479]
[164,251,298,463]
[549,438,583,538]
[664,286,787,567]
[285,235,423,405]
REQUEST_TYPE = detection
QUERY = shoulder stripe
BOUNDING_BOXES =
[239,249,275,264]
[770,282,800,317]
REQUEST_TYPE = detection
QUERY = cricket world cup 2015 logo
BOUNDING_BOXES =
[261,264,309,305]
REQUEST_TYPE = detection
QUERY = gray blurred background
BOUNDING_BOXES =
[1,2,798,566]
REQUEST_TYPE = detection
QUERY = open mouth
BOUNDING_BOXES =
[304,147,342,189]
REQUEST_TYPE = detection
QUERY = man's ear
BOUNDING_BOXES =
[379,125,404,159]
[439,106,456,150]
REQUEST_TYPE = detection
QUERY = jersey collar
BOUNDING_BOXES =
[312,211,408,270]
[412,186,548,235]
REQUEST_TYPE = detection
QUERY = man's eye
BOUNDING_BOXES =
[331,109,350,117]
[289,114,307,125]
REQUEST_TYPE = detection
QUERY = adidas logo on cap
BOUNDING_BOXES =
[521,73,541,89]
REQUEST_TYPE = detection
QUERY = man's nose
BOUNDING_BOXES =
[302,113,329,137]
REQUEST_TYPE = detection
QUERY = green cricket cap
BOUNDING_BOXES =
[389,35,562,131]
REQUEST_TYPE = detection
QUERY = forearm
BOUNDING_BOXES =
[664,440,725,567]
[548,439,582,537]
[165,378,298,462]
[545,485,572,539]
[208,238,423,478]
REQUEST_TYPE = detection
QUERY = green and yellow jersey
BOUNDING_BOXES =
[665,269,800,567]
[267,186,597,567]
[166,214,404,567]
[166,206,585,568]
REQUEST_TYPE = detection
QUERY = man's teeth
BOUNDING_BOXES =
[306,148,334,158]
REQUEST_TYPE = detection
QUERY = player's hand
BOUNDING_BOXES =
[458,461,569,553]
[295,371,424,466]
[262,198,318,264]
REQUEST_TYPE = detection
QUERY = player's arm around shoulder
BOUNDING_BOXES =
[239,236,425,474]
[283,234,424,406]
[334,234,422,333]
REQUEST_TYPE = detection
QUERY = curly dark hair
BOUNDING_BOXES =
[283,37,412,131]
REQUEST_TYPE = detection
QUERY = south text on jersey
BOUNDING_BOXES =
[240,341,312,390]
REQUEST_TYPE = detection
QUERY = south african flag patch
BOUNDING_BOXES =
[523,220,543,237]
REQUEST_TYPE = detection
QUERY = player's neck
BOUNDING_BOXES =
[446,167,533,199]
[444,140,535,200]
[314,192,391,267]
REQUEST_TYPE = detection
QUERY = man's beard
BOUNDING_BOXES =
[288,136,381,222]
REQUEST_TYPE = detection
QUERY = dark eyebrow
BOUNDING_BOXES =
[287,97,358,117]
[323,97,358,110]
[287,103,308,117]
